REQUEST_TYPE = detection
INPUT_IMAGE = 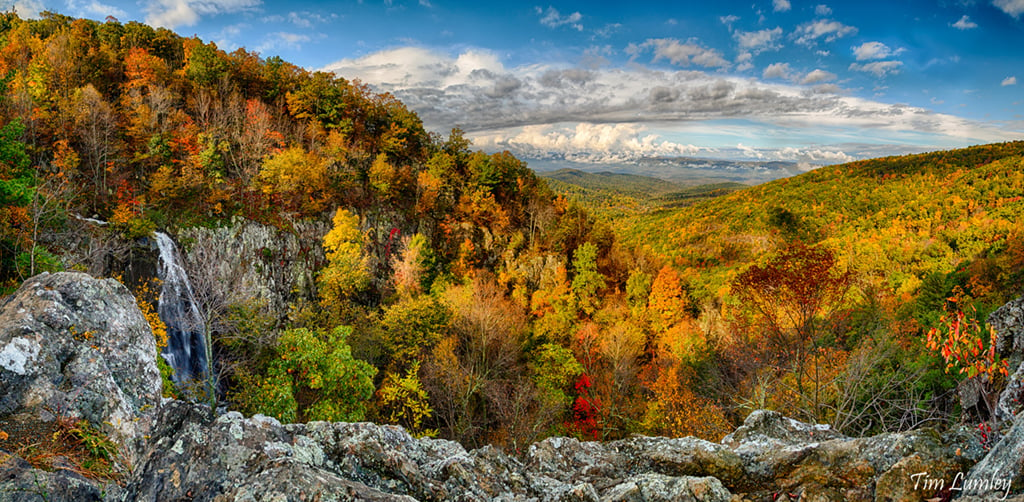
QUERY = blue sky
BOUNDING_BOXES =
[5,0,1024,165]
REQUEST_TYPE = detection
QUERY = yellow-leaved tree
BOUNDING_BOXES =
[319,208,370,319]
[257,145,328,213]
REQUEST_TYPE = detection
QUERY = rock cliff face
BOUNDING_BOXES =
[3,273,1024,501]
[177,218,329,316]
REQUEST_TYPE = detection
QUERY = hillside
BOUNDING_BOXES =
[542,168,688,196]
[622,142,1024,311]
[2,12,1024,470]
[541,168,745,215]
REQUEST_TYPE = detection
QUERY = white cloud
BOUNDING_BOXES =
[993,0,1024,18]
[776,146,855,164]
[257,32,312,53]
[263,11,335,28]
[1003,76,1018,86]
[65,0,129,20]
[849,60,903,77]
[852,41,903,61]
[951,15,978,29]
[734,27,784,53]
[720,14,740,25]
[323,46,1018,162]
[773,0,791,12]
[815,4,832,16]
[145,0,261,29]
[764,65,837,85]
[633,38,730,68]
[763,62,793,80]
[593,23,622,39]
[794,19,857,46]
[536,6,583,31]
[3,0,44,17]
[472,123,709,163]
[801,69,837,84]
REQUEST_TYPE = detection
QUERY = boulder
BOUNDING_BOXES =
[0,272,161,446]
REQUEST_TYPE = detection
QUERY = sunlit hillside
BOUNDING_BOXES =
[2,12,1023,452]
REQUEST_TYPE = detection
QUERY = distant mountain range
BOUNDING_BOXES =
[527,156,808,185]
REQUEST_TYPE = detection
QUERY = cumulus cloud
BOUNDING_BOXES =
[1003,76,1018,86]
[2,0,44,17]
[734,27,784,53]
[849,60,903,77]
[720,14,740,25]
[794,19,857,46]
[630,38,730,68]
[763,62,793,80]
[593,23,622,39]
[263,11,336,28]
[66,0,129,20]
[536,6,583,31]
[776,146,855,164]
[763,64,837,85]
[952,15,978,29]
[472,123,709,163]
[801,69,837,84]
[815,4,832,16]
[323,46,1017,162]
[852,41,903,61]
[773,0,791,12]
[257,32,311,52]
[993,0,1024,18]
[145,0,261,28]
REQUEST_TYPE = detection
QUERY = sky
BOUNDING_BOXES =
[4,0,1024,167]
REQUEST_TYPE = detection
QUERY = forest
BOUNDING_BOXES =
[1,12,1022,451]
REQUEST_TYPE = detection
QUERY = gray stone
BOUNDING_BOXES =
[0,272,161,448]
[0,452,107,502]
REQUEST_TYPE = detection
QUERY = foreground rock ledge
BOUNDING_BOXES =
[115,401,996,502]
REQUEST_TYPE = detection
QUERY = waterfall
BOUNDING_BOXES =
[154,232,208,386]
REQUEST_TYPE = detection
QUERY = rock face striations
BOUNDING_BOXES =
[2,272,1024,501]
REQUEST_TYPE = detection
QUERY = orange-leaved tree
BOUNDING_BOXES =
[732,242,853,422]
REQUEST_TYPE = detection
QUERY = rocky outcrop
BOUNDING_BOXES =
[990,296,1024,424]
[177,218,329,316]
[122,400,733,502]
[961,293,1024,499]
[117,402,982,501]
[0,272,160,446]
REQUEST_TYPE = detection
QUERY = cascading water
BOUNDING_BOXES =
[154,232,209,386]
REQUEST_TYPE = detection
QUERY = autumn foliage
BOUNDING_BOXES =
[1,11,1022,450]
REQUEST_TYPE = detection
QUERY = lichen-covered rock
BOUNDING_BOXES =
[991,294,1024,424]
[991,294,1024,362]
[122,400,733,502]
[0,272,161,446]
[0,452,106,502]
[963,414,1024,499]
[121,403,981,502]
[718,410,976,501]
